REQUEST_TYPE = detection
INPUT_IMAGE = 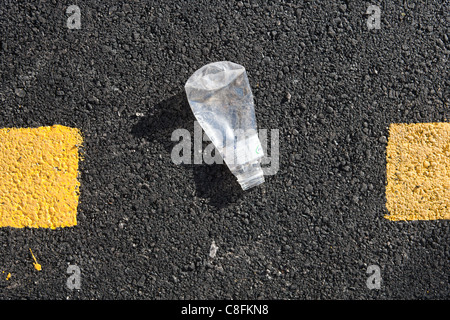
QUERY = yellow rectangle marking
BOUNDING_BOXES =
[0,125,82,228]
[385,122,449,221]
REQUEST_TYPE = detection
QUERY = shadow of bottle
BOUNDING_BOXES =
[131,91,244,209]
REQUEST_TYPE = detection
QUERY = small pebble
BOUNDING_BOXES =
[15,88,26,98]
[379,136,388,144]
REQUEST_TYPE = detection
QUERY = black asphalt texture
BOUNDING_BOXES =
[0,0,448,300]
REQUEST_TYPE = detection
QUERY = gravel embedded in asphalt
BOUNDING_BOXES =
[0,0,448,300]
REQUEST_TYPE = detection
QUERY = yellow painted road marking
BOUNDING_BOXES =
[385,122,449,221]
[0,125,82,228]
[29,248,42,271]
[2,271,11,280]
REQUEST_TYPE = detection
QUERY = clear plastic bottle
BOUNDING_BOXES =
[185,61,265,190]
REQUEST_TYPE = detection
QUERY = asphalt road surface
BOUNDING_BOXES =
[0,0,448,301]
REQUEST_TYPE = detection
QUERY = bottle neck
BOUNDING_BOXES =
[234,161,265,190]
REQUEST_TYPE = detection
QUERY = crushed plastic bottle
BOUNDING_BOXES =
[185,61,265,190]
